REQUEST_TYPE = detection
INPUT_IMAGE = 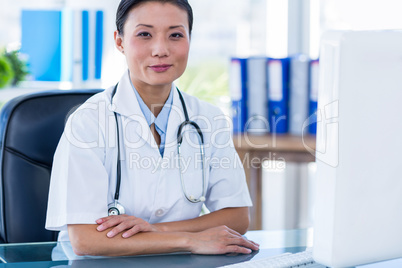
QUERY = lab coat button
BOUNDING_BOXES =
[155,209,164,217]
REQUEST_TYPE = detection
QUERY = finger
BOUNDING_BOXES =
[230,237,259,251]
[230,234,260,249]
[224,245,252,255]
[241,238,259,250]
[224,235,257,249]
[97,215,132,231]
[249,240,260,248]
[225,229,260,249]
[122,225,142,238]
[96,216,112,224]
[226,228,242,237]
[107,220,138,237]
[122,220,158,238]
[96,214,128,224]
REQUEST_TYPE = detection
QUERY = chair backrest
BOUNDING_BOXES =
[0,89,102,243]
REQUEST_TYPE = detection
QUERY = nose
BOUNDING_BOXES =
[151,36,169,57]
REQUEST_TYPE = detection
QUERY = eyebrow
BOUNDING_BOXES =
[136,24,186,30]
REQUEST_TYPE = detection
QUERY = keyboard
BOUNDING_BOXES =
[220,248,326,268]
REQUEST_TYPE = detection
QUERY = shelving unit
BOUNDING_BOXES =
[233,133,316,230]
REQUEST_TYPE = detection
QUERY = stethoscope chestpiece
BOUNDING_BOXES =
[108,200,126,216]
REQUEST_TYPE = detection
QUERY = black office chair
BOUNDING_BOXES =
[0,89,102,243]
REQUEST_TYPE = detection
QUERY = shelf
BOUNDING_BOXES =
[233,134,316,230]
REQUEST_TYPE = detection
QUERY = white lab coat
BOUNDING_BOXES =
[45,71,252,242]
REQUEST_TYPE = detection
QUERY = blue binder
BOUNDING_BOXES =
[230,58,248,133]
[82,10,89,81]
[82,10,103,81]
[308,59,319,134]
[95,11,103,80]
[21,9,103,83]
[61,9,73,82]
[21,10,73,81]
[267,58,290,134]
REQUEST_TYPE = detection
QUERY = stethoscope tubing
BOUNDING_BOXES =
[111,83,207,212]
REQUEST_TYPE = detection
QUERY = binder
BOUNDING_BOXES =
[230,58,248,133]
[82,10,89,81]
[308,59,319,134]
[289,54,310,136]
[61,8,74,82]
[72,9,83,85]
[95,11,104,80]
[21,9,103,83]
[83,10,104,82]
[245,57,269,134]
[267,58,290,134]
[21,10,73,81]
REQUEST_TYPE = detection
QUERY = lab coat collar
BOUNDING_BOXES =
[113,70,143,119]
[112,70,193,157]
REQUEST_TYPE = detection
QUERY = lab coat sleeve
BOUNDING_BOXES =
[45,103,109,231]
[204,109,252,212]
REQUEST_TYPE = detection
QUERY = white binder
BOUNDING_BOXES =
[289,54,309,136]
[246,57,269,134]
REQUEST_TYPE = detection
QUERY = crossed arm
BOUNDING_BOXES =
[68,207,259,256]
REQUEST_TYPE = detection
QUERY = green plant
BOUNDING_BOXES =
[4,50,29,86]
[0,54,14,88]
[176,60,229,105]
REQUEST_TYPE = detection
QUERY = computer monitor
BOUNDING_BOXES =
[312,30,402,267]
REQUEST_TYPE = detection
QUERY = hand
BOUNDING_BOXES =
[96,214,160,238]
[188,225,259,255]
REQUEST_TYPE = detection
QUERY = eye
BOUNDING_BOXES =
[171,33,184,39]
[137,32,151,37]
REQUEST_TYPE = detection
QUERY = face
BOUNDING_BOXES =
[114,2,190,90]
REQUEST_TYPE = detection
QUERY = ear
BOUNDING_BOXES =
[114,30,125,54]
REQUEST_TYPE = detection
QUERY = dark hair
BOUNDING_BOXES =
[116,0,193,36]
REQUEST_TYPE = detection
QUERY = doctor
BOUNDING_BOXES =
[46,0,258,257]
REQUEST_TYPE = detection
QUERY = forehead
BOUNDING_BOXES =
[125,2,189,29]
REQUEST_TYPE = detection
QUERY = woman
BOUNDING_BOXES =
[46,0,258,257]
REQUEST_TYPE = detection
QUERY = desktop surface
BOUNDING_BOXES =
[0,229,402,267]
[0,229,311,267]
[0,246,308,268]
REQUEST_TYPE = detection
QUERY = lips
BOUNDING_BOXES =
[149,64,172,72]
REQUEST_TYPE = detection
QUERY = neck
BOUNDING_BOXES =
[131,80,172,118]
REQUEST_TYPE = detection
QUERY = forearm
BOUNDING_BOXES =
[68,223,259,257]
[68,224,190,256]
[154,207,250,234]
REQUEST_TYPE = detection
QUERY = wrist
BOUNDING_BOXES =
[154,223,169,232]
[181,232,196,253]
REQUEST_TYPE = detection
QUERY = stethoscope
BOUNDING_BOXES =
[108,83,207,216]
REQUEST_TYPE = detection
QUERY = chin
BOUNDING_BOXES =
[147,77,178,87]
